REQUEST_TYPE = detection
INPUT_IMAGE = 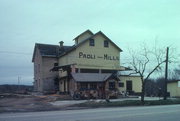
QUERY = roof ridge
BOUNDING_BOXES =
[36,43,59,46]
[73,29,94,40]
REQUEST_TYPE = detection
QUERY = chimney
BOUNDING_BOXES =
[59,41,64,47]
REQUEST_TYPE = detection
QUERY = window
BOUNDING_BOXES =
[104,40,109,47]
[126,80,132,91]
[35,65,37,74]
[38,64,40,72]
[109,82,115,90]
[54,63,58,66]
[90,83,97,90]
[119,82,124,87]
[75,68,79,73]
[80,69,99,73]
[80,83,88,90]
[101,70,117,73]
[89,39,95,46]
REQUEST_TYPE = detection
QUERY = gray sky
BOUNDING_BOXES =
[0,0,179,85]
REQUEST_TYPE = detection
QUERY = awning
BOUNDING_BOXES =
[50,64,76,71]
[71,73,112,82]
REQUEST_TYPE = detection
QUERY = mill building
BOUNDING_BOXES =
[32,30,142,99]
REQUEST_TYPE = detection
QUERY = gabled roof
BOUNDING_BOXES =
[96,31,123,52]
[73,29,94,40]
[32,43,72,62]
[36,43,59,56]
[59,31,123,57]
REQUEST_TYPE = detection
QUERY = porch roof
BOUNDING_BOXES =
[71,73,112,82]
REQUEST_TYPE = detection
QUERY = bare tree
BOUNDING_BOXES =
[128,44,166,102]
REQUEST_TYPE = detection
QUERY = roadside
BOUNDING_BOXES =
[50,97,160,106]
[50,96,179,106]
[73,98,180,108]
[0,93,179,113]
[0,93,72,113]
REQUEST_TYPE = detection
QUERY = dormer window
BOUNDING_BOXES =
[104,40,109,47]
[89,39,95,46]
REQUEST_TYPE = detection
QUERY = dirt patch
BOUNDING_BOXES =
[0,93,72,113]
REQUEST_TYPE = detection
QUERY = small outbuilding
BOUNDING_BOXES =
[167,80,180,97]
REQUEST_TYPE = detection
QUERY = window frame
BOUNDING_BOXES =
[89,39,95,46]
[109,81,115,90]
[104,40,109,48]
[80,83,88,90]
[119,82,124,87]
[126,80,132,91]
[90,83,97,90]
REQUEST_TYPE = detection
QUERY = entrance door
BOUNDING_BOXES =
[98,83,105,99]
[126,80,132,91]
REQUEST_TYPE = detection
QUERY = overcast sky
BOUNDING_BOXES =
[0,0,180,85]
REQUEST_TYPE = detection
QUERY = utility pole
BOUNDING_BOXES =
[164,47,169,100]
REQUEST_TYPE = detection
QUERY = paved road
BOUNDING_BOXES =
[1,105,180,121]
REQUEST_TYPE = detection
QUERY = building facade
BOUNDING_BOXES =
[32,44,59,92]
[167,80,180,97]
[118,71,142,95]
[32,30,142,98]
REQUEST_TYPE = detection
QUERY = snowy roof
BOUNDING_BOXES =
[119,70,140,76]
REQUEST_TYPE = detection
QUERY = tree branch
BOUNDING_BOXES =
[145,60,165,81]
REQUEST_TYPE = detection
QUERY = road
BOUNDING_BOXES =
[1,105,180,121]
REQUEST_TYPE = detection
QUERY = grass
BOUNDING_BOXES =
[74,99,180,108]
